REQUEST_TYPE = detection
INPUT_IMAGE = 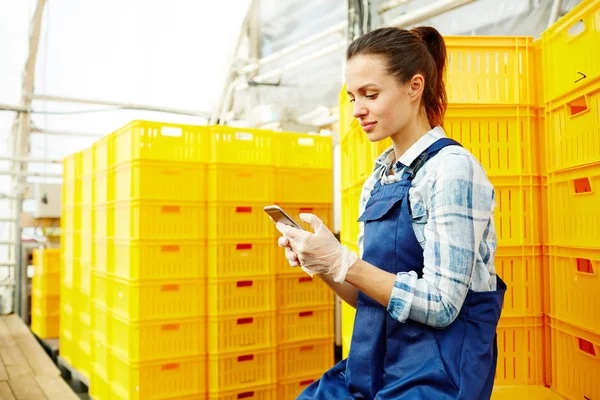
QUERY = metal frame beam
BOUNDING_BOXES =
[386,0,477,27]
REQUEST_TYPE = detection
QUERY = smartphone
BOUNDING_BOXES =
[264,205,305,230]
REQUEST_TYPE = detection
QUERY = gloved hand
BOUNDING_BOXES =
[276,213,358,283]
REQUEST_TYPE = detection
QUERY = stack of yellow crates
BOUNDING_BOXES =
[107,121,208,400]
[60,152,81,371]
[206,126,277,399]
[339,36,547,387]
[272,133,335,399]
[542,1,600,398]
[31,248,61,339]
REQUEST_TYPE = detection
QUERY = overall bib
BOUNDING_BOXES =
[298,138,506,399]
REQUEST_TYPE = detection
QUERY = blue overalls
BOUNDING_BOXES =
[298,138,506,399]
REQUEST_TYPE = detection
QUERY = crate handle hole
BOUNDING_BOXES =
[160,245,180,253]
[237,280,253,288]
[236,244,252,250]
[299,277,312,283]
[160,127,183,137]
[237,392,255,399]
[578,338,597,358]
[237,317,254,325]
[236,206,252,213]
[576,258,594,274]
[161,284,180,292]
[161,206,180,213]
[573,177,592,194]
[235,132,254,141]
[160,363,180,371]
[238,354,254,362]
[161,323,180,331]
[300,379,315,387]
[298,138,315,147]
[299,311,313,317]
[568,19,585,36]
[299,345,314,352]
[567,96,588,117]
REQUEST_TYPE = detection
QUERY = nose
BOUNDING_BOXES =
[352,100,368,119]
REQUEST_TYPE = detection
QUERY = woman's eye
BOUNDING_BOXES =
[349,98,355,103]
[366,94,378,99]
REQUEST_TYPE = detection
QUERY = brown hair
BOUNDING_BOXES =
[347,26,447,128]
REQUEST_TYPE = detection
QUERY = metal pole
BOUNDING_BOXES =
[548,0,562,27]
[386,0,477,27]
[0,104,29,113]
[31,127,104,138]
[31,94,211,118]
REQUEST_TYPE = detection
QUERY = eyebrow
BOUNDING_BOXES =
[346,83,380,95]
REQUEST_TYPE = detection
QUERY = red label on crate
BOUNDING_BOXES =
[161,363,180,371]
[237,317,254,325]
[299,208,314,213]
[299,345,314,352]
[160,245,180,253]
[160,284,180,292]
[236,243,252,250]
[237,280,253,288]
[237,392,255,399]
[299,311,313,317]
[236,207,252,213]
[298,277,312,283]
[161,206,181,213]
[300,379,315,387]
[238,354,254,362]
[161,324,180,331]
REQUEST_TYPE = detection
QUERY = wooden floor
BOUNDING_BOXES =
[0,315,79,400]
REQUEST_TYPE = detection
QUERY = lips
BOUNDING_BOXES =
[361,121,377,133]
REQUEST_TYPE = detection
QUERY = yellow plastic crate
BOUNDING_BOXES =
[549,246,600,334]
[91,302,110,342]
[60,255,77,288]
[208,164,274,202]
[92,238,110,275]
[63,153,80,183]
[93,169,114,205]
[342,336,351,359]
[81,146,95,177]
[208,239,274,278]
[340,126,380,191]
[93,134,114,173]
[274,132,333,169]
[341,300,356,342]
[547,164,600,249]
[114,120,209,165]
[276,274,332,310]
[208,384,277,400]
[79,258,92,297]
[208,347,276,392]
[209,126,273,166]
[91,271,108,309]
[492,385,564,400]
[32,272,60,296]
[545,83,600,172]
[111,315,206,362]
[109,239,206,281]
[63,154,82,206]
[90,364,111,400]
[208,312,275,354]
[80,231,93,266]
[59,302,75,360]
[76,312,93,382]
[114,200,206,240]
[115,160,207,202]
[81,206,93,238]
[62,205,81,232]
[542,0,600,103]
[277,339,334,380]
[495,245,544,317]
[31,290,59,316]
[444,36,537,105]
[33,248,60,274]
[490,176,542,247]
[31,312,59,339]
[550,316,600,400]
[93,204,114,238]
[339,85,354,139]
[277,306,334,344]
[495,315,545,386]
[278,375,318,400]
[340,181,363,245]
[108,278,206,322]
[208,203,272,239]
[274,168,333,204]
[110,352,207,400]
[445,105,540,177]
[207,276,275,317]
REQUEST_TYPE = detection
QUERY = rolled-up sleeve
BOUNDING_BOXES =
[387,153,495,328]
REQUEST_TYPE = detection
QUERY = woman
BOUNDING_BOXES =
[276,26,506,399]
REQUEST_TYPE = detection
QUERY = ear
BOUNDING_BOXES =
[407,74,425,103]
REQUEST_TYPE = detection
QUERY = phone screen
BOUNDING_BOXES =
[264,206,305,230]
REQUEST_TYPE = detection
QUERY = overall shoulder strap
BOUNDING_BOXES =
[401,138,462,181]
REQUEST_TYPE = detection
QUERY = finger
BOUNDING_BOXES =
[276,222,301,241]
[285,247,299,266]
[299,213,323,232]
[278,236,289,248]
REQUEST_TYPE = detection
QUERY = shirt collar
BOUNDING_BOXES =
[374,126,447,171]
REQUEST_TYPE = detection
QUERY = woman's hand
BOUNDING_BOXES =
[276,213,359,283]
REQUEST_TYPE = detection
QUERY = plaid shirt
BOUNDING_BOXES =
[357,126,497,328]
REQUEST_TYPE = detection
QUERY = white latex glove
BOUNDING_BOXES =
[276,213,358,283]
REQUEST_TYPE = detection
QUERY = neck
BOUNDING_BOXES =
[390,116,432,163]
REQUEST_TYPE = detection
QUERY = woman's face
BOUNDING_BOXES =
[345,54,416,142]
